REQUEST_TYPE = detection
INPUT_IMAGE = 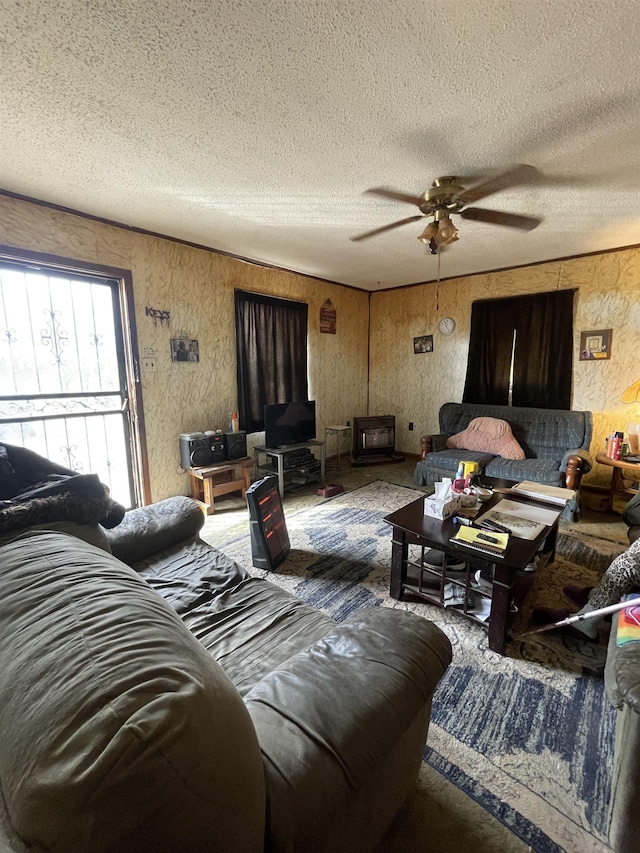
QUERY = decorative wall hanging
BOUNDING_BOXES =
[414,335,433,354]
[320,299,336,334]
[171,338,199,362]
[145,306,171,325]
[579,329,612,360]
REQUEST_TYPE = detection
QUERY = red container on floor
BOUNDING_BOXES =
[317,483,345,498]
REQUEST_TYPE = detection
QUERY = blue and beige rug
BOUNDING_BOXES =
[213,481,621,853]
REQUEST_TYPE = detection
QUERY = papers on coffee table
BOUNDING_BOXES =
[511,480,575,506]
[450,525,508,557]
[478,498,561,540]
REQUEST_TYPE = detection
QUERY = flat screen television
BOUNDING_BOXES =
[264,400,316,449]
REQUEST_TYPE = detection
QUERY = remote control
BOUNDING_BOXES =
[477,532,499,543]
[480,519,511,534]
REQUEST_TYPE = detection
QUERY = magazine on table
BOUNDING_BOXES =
[443,582,475,609]
[477,499,555,540]
[511,480,576,506]
[450,525,508,558]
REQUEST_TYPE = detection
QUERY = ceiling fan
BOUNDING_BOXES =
[350,164,543,253]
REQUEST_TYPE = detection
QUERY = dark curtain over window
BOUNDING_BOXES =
[463,289,574,410]
[512,290,574,408]
[235,290,308,434]
[463,299,515,405]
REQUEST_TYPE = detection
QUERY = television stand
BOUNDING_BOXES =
[352,416,405,467]
[253,440,326,498]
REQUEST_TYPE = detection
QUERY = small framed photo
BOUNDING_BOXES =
[414,335,433,354]
[579,329,612,361]
[171,338,199,362]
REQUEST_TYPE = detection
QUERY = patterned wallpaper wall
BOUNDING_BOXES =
[369,250,640,487]
[1,193,638,498]
[0,196,369,501]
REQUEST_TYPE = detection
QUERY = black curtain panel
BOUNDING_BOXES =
[463,289,575,409]
[512,289,574,409]
[463,299,516,405]
[235,290,308,434]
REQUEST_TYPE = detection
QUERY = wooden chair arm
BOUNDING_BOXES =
[564,454,586,490]
[420,435,433,461]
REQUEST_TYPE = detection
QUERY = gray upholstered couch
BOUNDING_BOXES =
[0,496,452,853]
[414,402,593,520]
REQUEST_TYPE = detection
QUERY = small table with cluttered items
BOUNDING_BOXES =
[595,452,640,512]
[384,477,563,655]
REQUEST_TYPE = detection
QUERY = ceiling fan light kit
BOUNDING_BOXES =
[351,164,543,248]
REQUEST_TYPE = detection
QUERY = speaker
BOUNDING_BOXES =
[179,433,212,469]
[209,433,226,463]
[223,431,247,460]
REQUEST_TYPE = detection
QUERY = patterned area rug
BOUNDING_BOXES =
[212,481,619,853]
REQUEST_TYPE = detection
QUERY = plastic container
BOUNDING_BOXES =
[628,421,640,455]
[610,431,624,460]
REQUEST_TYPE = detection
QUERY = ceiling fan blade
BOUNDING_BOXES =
[364,187,424,207]
[457,164,540,205]
[460,207,542,231]
[350,215,425,242]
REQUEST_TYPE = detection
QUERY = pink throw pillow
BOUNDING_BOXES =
[446,417,525,460]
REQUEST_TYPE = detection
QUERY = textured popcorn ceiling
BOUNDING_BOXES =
[2,1,640,290]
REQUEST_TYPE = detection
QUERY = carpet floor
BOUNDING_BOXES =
[204,479,623,853]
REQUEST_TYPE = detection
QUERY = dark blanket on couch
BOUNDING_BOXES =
[0,443,125,532]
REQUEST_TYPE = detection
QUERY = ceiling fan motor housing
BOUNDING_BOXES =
[419,177,466,215]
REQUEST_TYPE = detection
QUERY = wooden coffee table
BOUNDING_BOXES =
[384,480,561,655]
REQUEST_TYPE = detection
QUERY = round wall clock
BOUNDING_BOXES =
[438,317,456,335]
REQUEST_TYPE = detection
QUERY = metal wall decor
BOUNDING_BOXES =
[145,306,171,325]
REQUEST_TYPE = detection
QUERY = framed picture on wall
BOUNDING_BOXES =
[414,335,433,354]
[579,329,612,361]
[171,338,199,362]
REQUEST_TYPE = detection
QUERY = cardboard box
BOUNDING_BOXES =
[423,492,463,520]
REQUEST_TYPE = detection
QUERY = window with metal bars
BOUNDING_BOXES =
[0,259,136,506]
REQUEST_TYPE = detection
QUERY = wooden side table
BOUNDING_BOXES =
[595,452,640,512]
[188,456,253,514]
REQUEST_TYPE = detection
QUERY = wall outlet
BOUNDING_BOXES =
[408,422,414,431]
[143,358,156,372]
